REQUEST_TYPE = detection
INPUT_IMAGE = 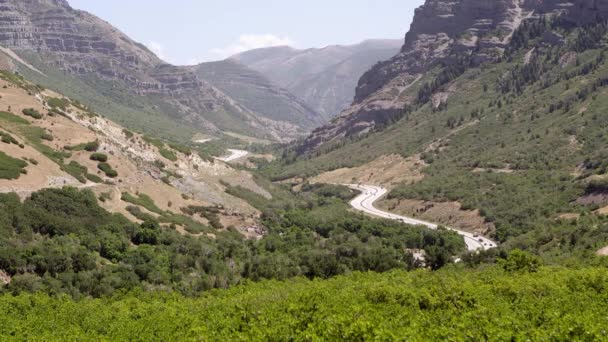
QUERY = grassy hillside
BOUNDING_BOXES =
[16,54,199,142]
[262,20,608,254]
[1,264,607,340]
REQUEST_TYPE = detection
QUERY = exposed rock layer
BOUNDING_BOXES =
[0,0,321,141]
[301,0,608,152]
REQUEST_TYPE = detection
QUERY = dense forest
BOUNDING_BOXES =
[0,185,464,298]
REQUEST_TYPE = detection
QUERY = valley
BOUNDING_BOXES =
[1,0,608,339]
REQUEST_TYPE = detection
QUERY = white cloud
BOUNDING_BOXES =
[191,34,294,64]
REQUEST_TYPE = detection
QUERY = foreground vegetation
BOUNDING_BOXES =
[1,265,607,340]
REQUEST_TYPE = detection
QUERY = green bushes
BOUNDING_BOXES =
[121,192,163,214]
[39,131,53,141]
[168,143,192,156]
[0,132,19,145]
[85,173,103,183]
[61,161,90,184]
[89,153,108,162]
[0,151,28,179]
[142,135,179,161]
[0,111,30,125]
[159,148,177,162]
[97,162,117,178]
[46,97,70,111]
[22,108,43,119]
[1,266,607,340]
[84,140,100,152]
[64,140,99,152]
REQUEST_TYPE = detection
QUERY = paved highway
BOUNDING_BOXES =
[346,184,497,251]
[217,149,249,162]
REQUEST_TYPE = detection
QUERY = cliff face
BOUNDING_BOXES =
[300,0,608,152]
[0,0,315,141]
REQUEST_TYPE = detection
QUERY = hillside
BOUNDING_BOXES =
[232,39,402,118]
[263,0,608,257]
[195,60,324,131]
[0,69,271,232]
[0,0,319,142]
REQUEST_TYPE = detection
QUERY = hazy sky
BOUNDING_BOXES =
[68,0,425,65]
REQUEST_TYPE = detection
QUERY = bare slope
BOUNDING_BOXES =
[0,70,268,238]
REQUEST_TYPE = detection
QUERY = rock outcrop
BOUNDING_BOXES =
[300,0,608,152]
[0,0,317,141]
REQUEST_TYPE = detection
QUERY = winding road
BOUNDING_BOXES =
[217,149,249,162]
[346,184,497,251]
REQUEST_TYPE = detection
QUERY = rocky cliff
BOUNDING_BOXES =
[300,0,608,152]
[0,0,317,141]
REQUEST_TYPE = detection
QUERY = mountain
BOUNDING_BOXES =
[301,0,608,151]
[0,0,317,142]
[271,0,608,251]
[231,39,402,118]
[194,60,324,132]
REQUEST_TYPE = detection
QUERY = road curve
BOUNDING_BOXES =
[216,149,249,162]
[346,184,497,251]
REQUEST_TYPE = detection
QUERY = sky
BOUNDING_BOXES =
[68,0,425,65]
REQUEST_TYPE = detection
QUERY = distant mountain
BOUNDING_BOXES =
[0,0,315,142]
[194,60,324,132]
[231,40,402,118]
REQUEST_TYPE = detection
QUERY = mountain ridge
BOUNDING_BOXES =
[0,0,324,141]
[300,0,608,152]
[231,39,403,118]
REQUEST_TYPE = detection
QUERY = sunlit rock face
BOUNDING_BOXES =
[299,0,608,153]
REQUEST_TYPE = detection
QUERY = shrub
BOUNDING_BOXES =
[61,161,88,184]
[169,143,192,156]
[46,97,70,111]
[84,140,100,152]
[39,131,53,141]
[90,153,108,162]
[499,249,542,273]
[98,162,118,178]
[0,151,28,179]
[22,108,43,119]
[160,148,177,162]
[0,132,19,145]
[85,173,103,183]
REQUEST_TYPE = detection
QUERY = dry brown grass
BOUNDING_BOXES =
[312,154,426,188]
[379,198,495,235]
[0,78,263,236]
